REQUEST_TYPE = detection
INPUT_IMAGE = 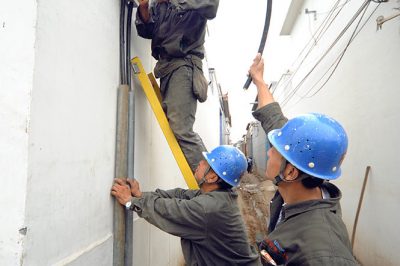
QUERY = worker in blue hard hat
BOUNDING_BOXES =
[111,145,260,265]
[248,53,357,266]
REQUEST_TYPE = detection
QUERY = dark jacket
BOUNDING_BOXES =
[135,0,218,102]
[135,0,219,60]
[130,188,260,266]
[252,103,358,265]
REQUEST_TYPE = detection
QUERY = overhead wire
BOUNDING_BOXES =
[276,0,350,103]
[280,0,372,108]
[300,1,381,100]
[280,0,368,106]
[273,0,346,100]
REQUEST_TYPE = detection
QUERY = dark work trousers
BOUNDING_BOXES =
[161,65,207,171]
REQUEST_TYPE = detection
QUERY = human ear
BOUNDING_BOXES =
[206,171,219,183]
[284,164,299,181]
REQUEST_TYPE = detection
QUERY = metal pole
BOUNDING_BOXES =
[113,84,129,266]
[351,165,371,251]
[125,89,135,266]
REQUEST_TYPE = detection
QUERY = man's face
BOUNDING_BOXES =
[265,146,284,181]
[194,160,211,181]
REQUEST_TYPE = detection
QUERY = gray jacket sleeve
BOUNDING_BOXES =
[252,102,288,135]
[172,0,219,19]
[131,192,206,241]
[154,188,200,200]
[135,8,154,39]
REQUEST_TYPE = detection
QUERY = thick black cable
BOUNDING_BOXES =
[126,2,134,87]
[120,0,127,84]
[243,0,272,90]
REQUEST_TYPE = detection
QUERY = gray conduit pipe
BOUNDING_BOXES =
[113,84,129,266]
[113,0,129,265]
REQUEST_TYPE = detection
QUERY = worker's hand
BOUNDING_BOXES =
[127,179,143,198]
[138,0,149,7]
[111,178,132,205]
[249,53,265,86]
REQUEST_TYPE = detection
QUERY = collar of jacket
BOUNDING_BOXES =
[281,182,342,221]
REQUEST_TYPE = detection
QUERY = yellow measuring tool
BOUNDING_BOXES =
[131,57,199,189]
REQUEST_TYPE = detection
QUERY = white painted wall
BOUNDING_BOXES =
[0,1,37,265]
[260,0,400,264]
[23,1,120,265]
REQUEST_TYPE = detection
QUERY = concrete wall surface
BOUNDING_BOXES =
[23,0,120,265]
[0,1,37,265]
[0,1,223,265]
[265,0,400,264]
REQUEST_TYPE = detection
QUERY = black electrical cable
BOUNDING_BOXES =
[243,0,272,90]
[120,0,127,84]
[126,2,134,86]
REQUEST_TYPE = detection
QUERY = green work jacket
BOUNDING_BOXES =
[130,188,260,266]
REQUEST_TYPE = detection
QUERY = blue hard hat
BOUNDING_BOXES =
[202,145,247,186]
[268,113,348,180]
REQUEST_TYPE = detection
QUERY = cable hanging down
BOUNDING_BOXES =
[243,0,272,90]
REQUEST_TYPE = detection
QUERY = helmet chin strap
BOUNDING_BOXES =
[273,158,287,186]
[197,166,211,187]
[273,159,310,186]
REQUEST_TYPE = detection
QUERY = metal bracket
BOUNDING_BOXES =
[376,9,400,30]
[305,8,317,21]
[131,63,140,74]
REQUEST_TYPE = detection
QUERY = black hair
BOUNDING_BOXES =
[301,174,324,188]
[217,178,233,190]
[294,169,324,188]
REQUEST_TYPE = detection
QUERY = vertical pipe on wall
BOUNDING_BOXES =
[125,89,135,266]
[113,84,129,266]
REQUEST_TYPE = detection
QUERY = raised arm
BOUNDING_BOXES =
[249,53,288,134]
[135,0,154,39]
[249,53,275,109]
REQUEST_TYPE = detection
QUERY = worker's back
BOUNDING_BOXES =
[181,189,260,266]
